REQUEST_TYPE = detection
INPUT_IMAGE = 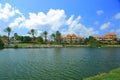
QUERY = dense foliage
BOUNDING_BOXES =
[22,36,32,43]
[0,27,120,47]
[4,27,11,44]
[87,36,101,48]
[0,39,4,49]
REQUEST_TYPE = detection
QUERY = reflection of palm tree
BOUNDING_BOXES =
[43,31,48,43]
[28,29,36,41]
[4,27,11,44]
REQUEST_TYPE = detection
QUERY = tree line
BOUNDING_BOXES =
[1,26,120,49]
[0,26,62,45]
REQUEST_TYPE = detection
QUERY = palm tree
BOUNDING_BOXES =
[55,31,61,44]
[28,29,36,41]
[4,27,11,44]
[14,33,18,40]
[51,33,55,42]
[70,35,72,44]
[43,31,48,43]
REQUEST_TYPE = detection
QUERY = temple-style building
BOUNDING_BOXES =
[62,34,83,44]
[95,33,117,44]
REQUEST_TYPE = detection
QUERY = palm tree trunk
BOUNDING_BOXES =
[70,36,72,44]
[8,33,10,45]
[32,34,35,41]
[45,35,47,44]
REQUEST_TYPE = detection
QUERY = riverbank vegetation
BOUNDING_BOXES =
[0,38,4,49]
[84,67,120,80]
[0,27,120,48]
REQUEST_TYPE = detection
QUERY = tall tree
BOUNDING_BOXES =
[70,35,72,44]
[51,33,55,42]
[55,31,61,44]
[28,29,36,41]
[4,27,11,44]
[22,36,32,43]
[14,33,19,40]
[87,36,101,47]
[0,38,4,49]
[43,31,48,43]
[36,36,43,44]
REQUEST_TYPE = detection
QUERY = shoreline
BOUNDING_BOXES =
[4,44,120,48]
[84,67,120,80]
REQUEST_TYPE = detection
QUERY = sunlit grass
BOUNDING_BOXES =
[84,68,120,80]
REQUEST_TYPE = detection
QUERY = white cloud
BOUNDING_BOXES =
[9,15,25,28]
[9,9,98,37]
[96,10,104,15]
[0,3,22,21]
[15,9,66,31]
[66,15,98,37]
[116,29,120,33]
[0,28,4,35]
[100,22,111,30]
[110,29,115,33]
[94,21,99,25]
[115,13,120,19]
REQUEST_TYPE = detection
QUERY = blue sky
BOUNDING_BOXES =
[0,0,120,37]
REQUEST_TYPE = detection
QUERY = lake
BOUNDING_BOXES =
[0,48,120,80]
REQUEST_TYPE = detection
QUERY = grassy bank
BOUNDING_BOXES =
[101,45,120,48]
[6,43,86,48]
[84,68,120,80]
[4,43,120,48]
[6,43,63,48]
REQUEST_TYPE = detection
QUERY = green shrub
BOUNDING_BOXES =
[14,44,18,49]
[0,39,4,49]
[89,42,102,48]
[62,44,66,47]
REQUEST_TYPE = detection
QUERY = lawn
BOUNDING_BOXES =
[8,43,63,48]
[84,68,120,80]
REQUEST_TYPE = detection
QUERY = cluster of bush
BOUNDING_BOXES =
[0,39,4,49]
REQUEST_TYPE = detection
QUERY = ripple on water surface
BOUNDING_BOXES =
[0,48,120,80]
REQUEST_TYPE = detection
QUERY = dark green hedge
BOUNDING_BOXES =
[0,39,4,49]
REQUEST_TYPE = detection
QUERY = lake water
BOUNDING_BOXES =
[0,48,120,80]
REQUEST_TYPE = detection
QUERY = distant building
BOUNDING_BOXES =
[62,34,83,44]
[11,40,21,43]
[2,40,8,46]
[95,33,117,44]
